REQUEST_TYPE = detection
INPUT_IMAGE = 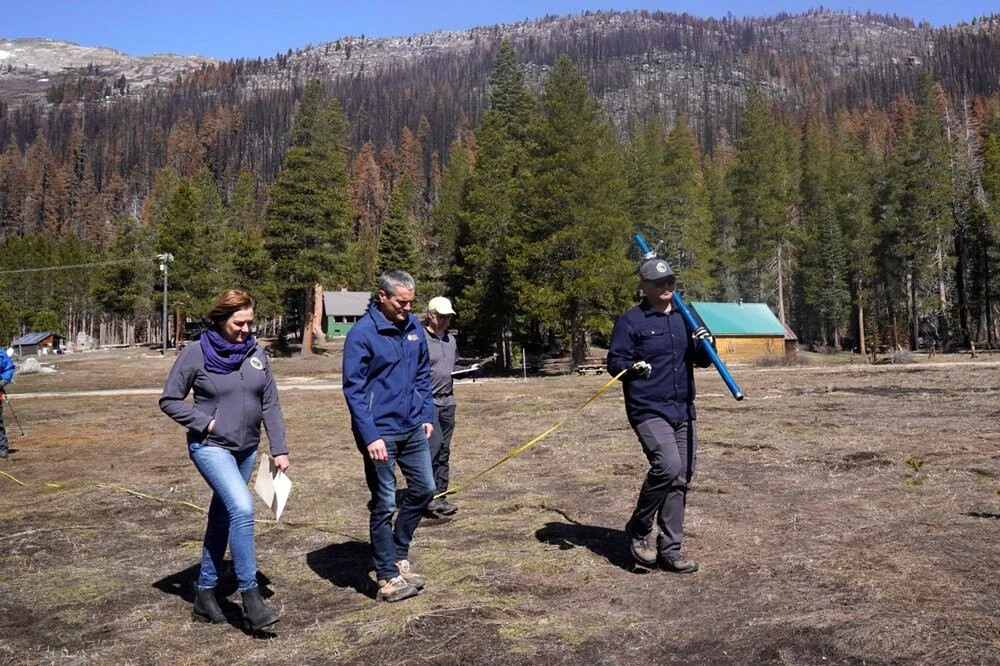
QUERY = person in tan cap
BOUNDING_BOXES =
[424,296,460,516]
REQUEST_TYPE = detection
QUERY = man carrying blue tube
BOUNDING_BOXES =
[607,257,714,572]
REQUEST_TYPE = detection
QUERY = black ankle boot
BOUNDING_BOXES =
[241,586,278,631]
[192,587,225,623]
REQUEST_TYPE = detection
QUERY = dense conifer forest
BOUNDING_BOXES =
[2,9,1000,364]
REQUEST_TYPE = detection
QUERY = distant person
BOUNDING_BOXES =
[0,346,14,459]
[424,296,459,516]
[607,258,714,573]
[342,269,435,602]
[160,289,289,631]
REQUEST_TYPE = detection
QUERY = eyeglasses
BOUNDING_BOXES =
[643,276,676,288]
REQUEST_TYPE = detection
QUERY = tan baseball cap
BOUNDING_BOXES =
[427,296,456,315]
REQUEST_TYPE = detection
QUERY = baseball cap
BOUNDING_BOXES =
[639,258,674,281]
[427,296,456,315]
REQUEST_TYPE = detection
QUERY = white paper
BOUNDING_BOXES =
[254,456,292,520]
[451,363,480,377]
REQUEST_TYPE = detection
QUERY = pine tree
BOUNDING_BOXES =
[887,73,954,349]
[730,88,797,314]
[518,55,633,367]
[977,130,1000,344]
[263,79,354,353]
[661,116,716,298]
[94,216,156,329]
[427,138,473,297]
[228,170,261,232]
[703,135,739,302]
[155,176,231,317]
[377,181,417,275]
[458,38,534,366]
[625,116,665,238]
[224,171,277,318]
[830,111,876,353]
[798,113,849,348]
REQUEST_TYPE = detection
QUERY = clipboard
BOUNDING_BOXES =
[254,456,292,520]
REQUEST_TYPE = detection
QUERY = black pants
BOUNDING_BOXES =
[427,404,456,493]
[625,418,697,558]
[0,401,8,452]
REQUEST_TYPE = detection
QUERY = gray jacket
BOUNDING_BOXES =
[425,328,457,408]
[159,342,288,455]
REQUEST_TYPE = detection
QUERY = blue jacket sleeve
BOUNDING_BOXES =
[606,315,637,379]
[0,351,14,383]
[415,333,434,424]
[342,328,380,446]
[260,354,288,456]
[159,346,213,433]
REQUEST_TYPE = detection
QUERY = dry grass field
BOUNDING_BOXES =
[2,349,1000,664]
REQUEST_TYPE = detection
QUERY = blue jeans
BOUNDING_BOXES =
[188,442,259,591]
[357,427,435,580]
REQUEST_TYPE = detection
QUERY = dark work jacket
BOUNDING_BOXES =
[606,299,713,426]
[159,342,288,455]
[342,304,434,445]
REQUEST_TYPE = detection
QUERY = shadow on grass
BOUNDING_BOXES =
[535,522,648,573]
[306,540,377,599]
[152,562,279,637]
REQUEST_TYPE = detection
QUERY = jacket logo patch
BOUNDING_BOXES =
[408,334,419,341]
[250,357,264,370]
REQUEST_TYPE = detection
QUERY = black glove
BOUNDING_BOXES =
[692,326,714,345]
[0,379,9,390]
[631,360,652,379]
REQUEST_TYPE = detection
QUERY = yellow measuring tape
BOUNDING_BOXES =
[435,368,627,499]
[0,471,207,512]
[2,370,627,512]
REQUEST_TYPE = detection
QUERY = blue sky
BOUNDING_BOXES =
[4,1,995,60]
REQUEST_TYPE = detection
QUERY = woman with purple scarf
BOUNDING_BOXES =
[160,289,290,632]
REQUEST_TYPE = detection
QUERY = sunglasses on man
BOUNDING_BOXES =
[643,275,676,288]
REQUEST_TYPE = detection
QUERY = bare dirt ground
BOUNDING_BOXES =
[2,349,1000,664]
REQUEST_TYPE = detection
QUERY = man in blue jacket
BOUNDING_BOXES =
[0,347,15,458]
[343,269,436,602]
[607,258,713,573]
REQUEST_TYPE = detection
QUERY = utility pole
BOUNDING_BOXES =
[157,253,174,355]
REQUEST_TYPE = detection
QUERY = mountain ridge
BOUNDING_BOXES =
[0,37,216,103]
[1,8,999,218]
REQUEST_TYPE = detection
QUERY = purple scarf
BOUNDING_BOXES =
[200,326,256,374]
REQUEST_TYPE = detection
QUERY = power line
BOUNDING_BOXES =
[0,257,154,276]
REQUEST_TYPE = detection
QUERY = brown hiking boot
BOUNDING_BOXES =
[395,559,426,590]
[660,553,699,574]
[626,529,657,567]
[377,575,418,602]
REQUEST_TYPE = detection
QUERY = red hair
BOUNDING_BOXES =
[206,289,257,324]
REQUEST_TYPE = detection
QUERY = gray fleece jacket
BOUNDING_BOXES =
[159,342,288,455]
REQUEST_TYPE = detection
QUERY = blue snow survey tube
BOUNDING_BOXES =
[633,233,744,401]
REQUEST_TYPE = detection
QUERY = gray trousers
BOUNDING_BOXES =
[625,418,697,558]
[0,402,8,452]
[427,404,456,493]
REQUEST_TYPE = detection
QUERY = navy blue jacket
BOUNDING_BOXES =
[159,342,288,455]
[0,349,13,384]
[607,300,712,426]
[343,303,434,445]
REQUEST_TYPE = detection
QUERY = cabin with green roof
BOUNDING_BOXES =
[690,302,797,363]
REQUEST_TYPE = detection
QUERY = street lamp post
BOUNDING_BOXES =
[157,253,174,355]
